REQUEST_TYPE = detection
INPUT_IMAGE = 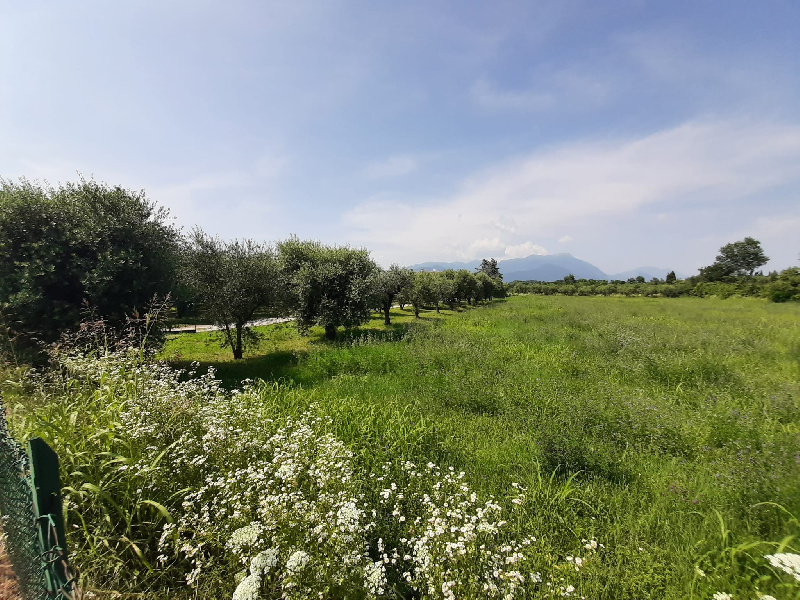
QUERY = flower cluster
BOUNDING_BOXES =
[42,348,605,598]
[765,552,800,582]
[160,411,386,598]
[373,462,601,599]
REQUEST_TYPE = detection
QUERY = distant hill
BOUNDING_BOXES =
[407,253,681,283]
[500,253,607,282]
[610,267,686,281]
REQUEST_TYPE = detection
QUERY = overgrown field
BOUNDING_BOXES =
[3,296,800,599]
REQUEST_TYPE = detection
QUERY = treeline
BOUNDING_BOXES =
[0,178,504,361]
[508,270,800,302]
[509,236,799,301]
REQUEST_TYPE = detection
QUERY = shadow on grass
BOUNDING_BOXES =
[168,322,413,388]
[169,350,305,388]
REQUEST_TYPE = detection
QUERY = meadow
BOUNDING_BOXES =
[4,295,800,599]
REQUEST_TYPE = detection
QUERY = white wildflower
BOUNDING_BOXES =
[251,548,279,575]
[232,572,262,600]
[765,552,800,581]
[286,550,310,573]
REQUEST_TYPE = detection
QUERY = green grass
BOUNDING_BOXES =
[6,295,800,598]
[160,296,800,597]
[159,305,465,385]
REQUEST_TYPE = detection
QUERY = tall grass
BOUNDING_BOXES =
[3,296,799,598]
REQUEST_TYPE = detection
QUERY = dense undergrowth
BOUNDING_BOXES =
[2,296,800,599]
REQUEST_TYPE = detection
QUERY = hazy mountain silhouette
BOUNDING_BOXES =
[408,253,681,282]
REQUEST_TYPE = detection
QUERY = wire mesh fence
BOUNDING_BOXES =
[0,396,79,599]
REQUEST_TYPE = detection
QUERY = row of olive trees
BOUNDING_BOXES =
[181,230,505,359]
[180,232,381,358]
[0,177,505,361]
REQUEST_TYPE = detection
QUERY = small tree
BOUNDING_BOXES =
[476,258,503,281]
[278,238,378,339]
[700,237,770,280]
[181,229,279,359]
[373,265,413,325]
[475,272,496,302]
[406,271,436,318]
[455,269,478,305]
[665,271,677,284]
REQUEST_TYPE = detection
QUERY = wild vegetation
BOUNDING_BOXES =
[2,295,799,599]
[2,178,800,598]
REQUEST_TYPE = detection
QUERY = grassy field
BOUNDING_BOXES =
[6,295,800,598]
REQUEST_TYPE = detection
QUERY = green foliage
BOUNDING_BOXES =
[0,177,179,358]
[700,237,770,280]
[406,271,437,317]
[278,238,378,339]
[5,296,800,598]
[181,230,279,360]
[454,269,479,304]
[766,267,800,303]
[371,265,413,325]
[477,258,503,281]
[508,269,800,303]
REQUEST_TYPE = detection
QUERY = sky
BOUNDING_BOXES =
[2,0,799,275]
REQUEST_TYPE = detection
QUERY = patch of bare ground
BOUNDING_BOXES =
[0,525,21,600]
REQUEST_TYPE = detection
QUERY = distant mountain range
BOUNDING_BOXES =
[408,253,685,283]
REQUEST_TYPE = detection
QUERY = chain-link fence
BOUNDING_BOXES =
[0,397,78,599]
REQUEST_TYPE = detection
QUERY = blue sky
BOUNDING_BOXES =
[2,0,799,274]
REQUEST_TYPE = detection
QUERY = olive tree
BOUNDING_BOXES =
[278,238,378,340]
[455,269,479,305]
[404,271,437,318]
[372,265,413,325]
[181,229,279,359]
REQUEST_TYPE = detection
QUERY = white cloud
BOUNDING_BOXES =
[558,235,572,243]
[469,237,505,254]
[504,242,548,258]
[343,119,800,264]
[363,155,418,179]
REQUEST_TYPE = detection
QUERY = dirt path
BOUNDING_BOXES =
[168,316,294,333]
[0,527,21,600]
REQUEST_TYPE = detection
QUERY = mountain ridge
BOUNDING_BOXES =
[407,253,683,282]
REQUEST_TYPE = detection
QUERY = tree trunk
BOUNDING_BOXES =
[324,324,337,340]
[383,300,391,325]
[234,325,243,359]
[435,301,440,313]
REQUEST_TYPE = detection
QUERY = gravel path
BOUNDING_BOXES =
[168,316,294,333]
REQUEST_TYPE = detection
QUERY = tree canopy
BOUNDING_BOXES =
[476,258,503,281]
[372,265,413,325]
[0,177,179,356]
[278,238,378,339]
[700,237,769,280]
[181,229,279,359]
[716,237,769,277]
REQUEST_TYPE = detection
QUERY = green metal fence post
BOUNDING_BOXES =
[27,437,76,597]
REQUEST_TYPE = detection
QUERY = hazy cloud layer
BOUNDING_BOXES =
[344,119,800,267]
[2,1,800,274]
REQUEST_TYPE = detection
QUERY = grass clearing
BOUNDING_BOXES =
[4,296,800,598]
